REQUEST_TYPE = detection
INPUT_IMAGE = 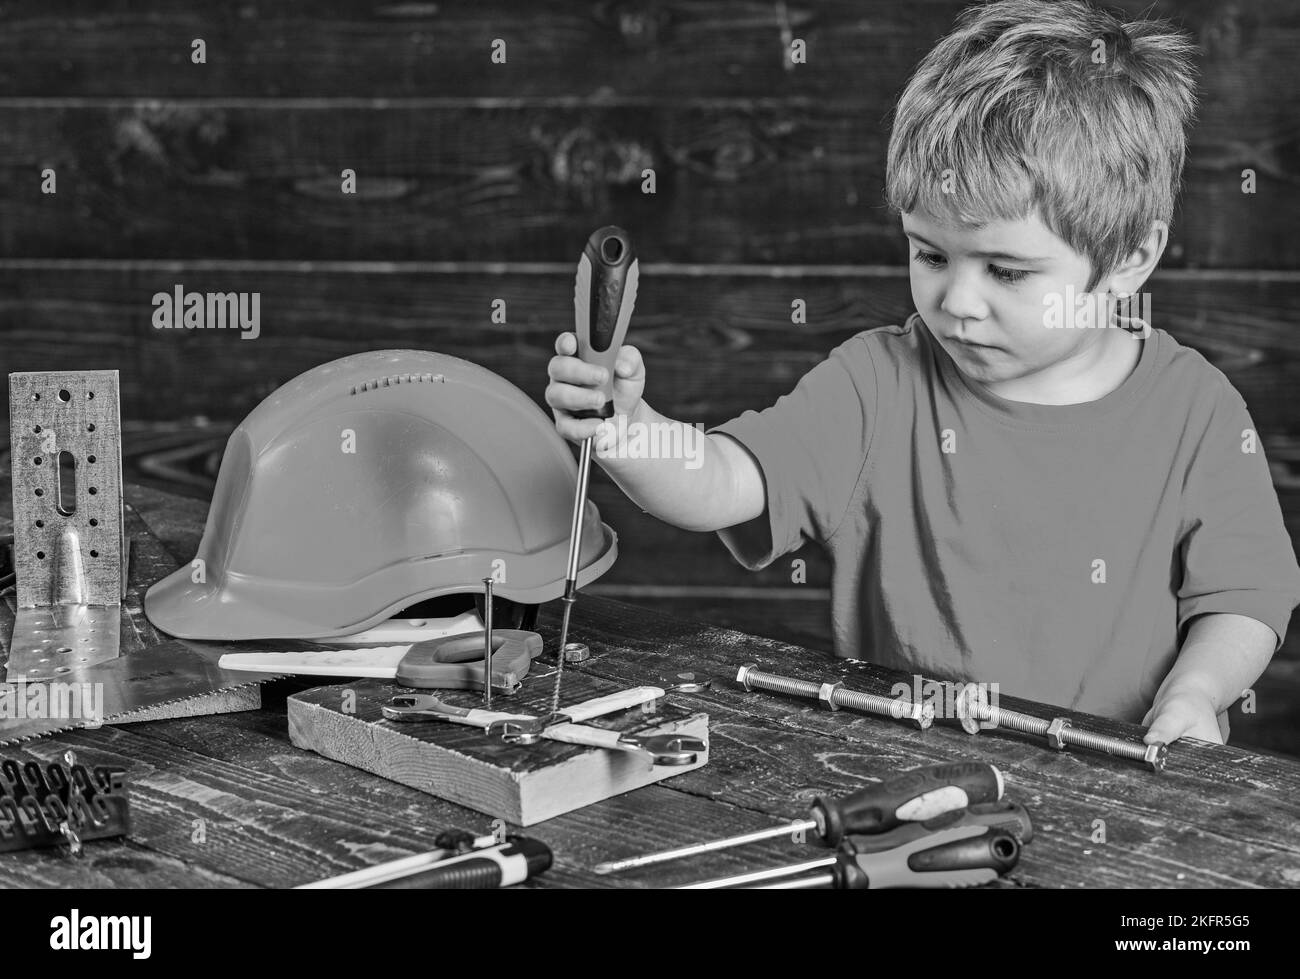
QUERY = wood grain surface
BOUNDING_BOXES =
[0,484,1295,888]
[0,1,1294,267]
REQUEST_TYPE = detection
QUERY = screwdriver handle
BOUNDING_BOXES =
[835,824,1020,889]
[813,762,1003,845]
[843,799,1033,854]
[572,226,639,420]
[368,837,552,889]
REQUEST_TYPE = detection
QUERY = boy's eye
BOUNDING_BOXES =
[990,265,1030,285]
[912,249,1031,286]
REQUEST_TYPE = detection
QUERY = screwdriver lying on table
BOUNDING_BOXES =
[678,800,1031,888]
[754,824,1021,889]
[593,761,1003,874]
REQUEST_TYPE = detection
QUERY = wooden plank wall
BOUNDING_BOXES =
[1,1,1298,754]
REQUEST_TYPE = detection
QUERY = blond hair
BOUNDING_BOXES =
[885,0,1199,290]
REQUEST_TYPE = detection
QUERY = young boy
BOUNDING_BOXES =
[545,0,1300,747]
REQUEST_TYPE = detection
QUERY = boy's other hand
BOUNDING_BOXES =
[1142,688,1225,746]
[546,331,646,445]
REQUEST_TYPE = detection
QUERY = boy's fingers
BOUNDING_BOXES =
[554,332,576,355]
[1144,703,1193,746]
[615,345,643,378]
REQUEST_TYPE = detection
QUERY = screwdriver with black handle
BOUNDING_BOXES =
[549,226,639,718]
[593,761,1003,874]
[678,799,1031,888]
[754,824,1021,889]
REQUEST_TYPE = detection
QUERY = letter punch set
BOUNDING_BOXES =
[1,226,1175,890]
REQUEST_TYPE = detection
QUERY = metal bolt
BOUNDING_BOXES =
[1144,743,1169,773]
[1058,724,1168,773]
[735,664,931,729]
[1046,717,1071,750]
[943,681,1169,774]
[482,577,494,708]
[818,681,841,711]
[955,685,1051,738]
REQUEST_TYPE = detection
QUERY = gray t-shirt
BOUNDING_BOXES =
[709,312,1300,722]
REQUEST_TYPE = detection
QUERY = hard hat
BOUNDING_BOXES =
[144,350,618,640]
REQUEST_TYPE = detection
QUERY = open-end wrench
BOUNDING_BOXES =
[381,686,664,730]
[489,719,705,767]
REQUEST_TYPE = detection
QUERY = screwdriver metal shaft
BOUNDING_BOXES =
[596,819,819,875]
[593,762,1004,875]
[550,437,593,718]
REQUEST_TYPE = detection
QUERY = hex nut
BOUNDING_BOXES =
[912,701,936,730]
[1046,717,1072,750]
[1144,741,1168,773]
[818,681,843,711]
[736,663,758,691]
[955,683,987,736]
[561,642,591,663]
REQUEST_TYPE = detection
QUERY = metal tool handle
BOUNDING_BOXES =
[458,708,538,728]
[564,686,663,723]
[536,722,630,752]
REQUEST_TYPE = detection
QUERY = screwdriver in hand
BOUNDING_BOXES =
[550,226,639,716]
[678,799,1031,888]
[593,761,1004,874]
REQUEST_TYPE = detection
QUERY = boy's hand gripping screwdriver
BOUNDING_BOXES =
[593,761,1003,874]
[550,227,639,719]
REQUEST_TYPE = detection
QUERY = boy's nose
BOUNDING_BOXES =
[938,273,990,324]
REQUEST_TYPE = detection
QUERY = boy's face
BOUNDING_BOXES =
[902,208,1120,395]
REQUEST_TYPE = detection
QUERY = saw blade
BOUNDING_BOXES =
[0,638,300,746]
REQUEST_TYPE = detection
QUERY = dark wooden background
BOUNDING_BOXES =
[1,1,1298,755]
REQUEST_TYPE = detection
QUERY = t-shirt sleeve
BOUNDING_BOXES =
[1176,378,1300,650]
[706,334,876,571]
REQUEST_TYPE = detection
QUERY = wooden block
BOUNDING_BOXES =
[288,671,709,827]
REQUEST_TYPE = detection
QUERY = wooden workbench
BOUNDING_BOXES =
[2,483,1298,889]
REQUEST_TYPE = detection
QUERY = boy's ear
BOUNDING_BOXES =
[1103,220,1169,296]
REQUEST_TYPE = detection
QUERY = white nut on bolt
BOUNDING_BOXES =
[736,663,759,691]
[1046,717,1072,750]
[955,682,988,736]
[818,681,842,711]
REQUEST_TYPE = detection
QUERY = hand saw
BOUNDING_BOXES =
[0,637,314,746]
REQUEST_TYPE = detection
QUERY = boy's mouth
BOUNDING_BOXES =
[951,337,1003,352]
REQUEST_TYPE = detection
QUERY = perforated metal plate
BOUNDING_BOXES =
[7,371,125,680]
